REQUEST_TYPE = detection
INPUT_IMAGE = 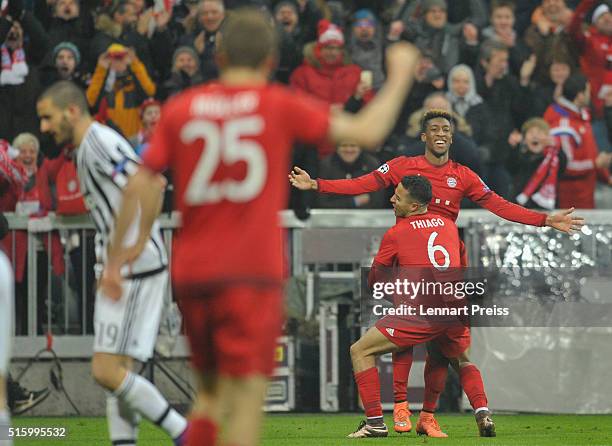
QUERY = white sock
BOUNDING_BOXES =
[115,372,187,439]
[106,393,140,446]
[474,407,490,414]
[0,409,12,446]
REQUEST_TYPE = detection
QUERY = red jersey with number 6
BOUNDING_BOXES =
[142,83,330,285]
[373,212,460,269]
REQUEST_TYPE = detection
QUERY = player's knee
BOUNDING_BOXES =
[91,355,124,391]
[349,342,362,361]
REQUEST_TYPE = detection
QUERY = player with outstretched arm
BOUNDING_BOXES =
[290,109,585,436]
[99,8,421,446]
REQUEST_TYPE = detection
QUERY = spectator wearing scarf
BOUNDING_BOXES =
[507,118,566,209]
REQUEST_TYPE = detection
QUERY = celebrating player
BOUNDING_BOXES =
[100,8,420,446]
[290,109,585,435]
[348,175,494,438]
[0,213,14,446]
[36,81,187,446]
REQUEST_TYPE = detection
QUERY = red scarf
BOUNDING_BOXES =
[516,146,560,210]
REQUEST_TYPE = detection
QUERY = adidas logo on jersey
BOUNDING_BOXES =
[386,328,395,337]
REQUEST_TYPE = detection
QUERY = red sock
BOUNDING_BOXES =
[392,348,413,403]
[459,364,488,410]
[186,417,217,446]
[354,367,383,418]
[422,355,448,412]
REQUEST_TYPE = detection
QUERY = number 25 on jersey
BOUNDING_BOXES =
[182,116,267,205]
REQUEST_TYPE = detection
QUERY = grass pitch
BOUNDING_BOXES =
[12,413,612,445]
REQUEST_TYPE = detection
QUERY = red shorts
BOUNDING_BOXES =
[376,319,470,359]
[175,284,284,377]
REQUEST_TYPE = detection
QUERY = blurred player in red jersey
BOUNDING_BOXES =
[100,8,421,446]
[348,175,494,438]
[290,109,584,434]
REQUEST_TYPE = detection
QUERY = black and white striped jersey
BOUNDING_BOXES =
[76,121,167,277]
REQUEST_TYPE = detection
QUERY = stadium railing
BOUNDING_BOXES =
[5,209,612,358]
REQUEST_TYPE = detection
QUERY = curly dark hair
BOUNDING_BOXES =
[420,109,454,133]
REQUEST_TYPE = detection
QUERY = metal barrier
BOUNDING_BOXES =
[5,209,612,360]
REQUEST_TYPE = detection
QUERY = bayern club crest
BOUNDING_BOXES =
[447,177,457,188]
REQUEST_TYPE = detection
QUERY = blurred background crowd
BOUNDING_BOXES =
[0,0,611,335]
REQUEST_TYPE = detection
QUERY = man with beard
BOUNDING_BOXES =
[37,80,188,446]
[290,109,584,436]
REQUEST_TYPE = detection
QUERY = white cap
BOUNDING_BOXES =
[592,4,610,23]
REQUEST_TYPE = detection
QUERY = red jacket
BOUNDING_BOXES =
[37,149,88,215]
[568,0,612,118]
[290,43,362,157]
[544,98,610,208]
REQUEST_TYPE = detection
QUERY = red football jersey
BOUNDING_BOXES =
[143,83,330,285]
[373,211,460,268]
[318,155,547,226]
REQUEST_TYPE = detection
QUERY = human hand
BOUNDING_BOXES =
[194,31,205,54]
[545,207,585,234]
[520,54,537,84]
[508,129,523,147]
[463,22,479,44]
[289,166,317,190]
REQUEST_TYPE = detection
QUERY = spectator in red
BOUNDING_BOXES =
[568,0,612,151]
[4,133,64,290]
[129,98,161,155]
[544,73,612,208]
[290,19,362,156]
[0,139,26,212]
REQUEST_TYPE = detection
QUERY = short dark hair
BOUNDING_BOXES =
[218,8,277,69]
[420,109,453,133]
[38,80,89,113]
[562,73,588,101]
[401,175,432,206]
[490,0,515,12]
[479,39,508,62]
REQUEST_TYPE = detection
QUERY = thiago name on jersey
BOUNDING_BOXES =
[409,217,446,229]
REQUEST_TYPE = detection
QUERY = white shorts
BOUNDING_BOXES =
[94,270,168,362]
[0,252,14,376]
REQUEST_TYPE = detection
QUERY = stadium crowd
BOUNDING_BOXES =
[0,0,612,329]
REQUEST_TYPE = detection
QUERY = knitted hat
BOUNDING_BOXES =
[52,41,81,66]
[592,3,610,23]
[172,46,200,68]
[353,9,376,28]
[317,20,344,46]
[422,0,447,13]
